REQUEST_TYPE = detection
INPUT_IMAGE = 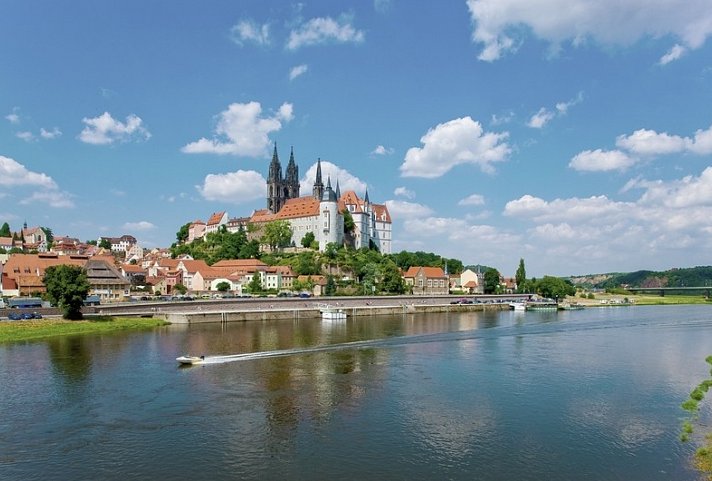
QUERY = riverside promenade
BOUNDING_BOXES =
[94,295,528,324]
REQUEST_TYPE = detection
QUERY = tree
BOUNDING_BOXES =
[43,265,90,320]
[98,238,111,250]
[534,276,576,300]
[247,273,262,294]
[380,259,406,294]
[484,268,501,294]
[301,231,316,249]
[324,275,337,296]
[216,281,230,292]
[173,283,187,295]
[176,222,191,244]
[515,258,527,293]
[41,227,54,246]
[261,220,293,252]
[0,222,11,237]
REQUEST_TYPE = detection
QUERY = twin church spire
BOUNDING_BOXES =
[267,145,339,214]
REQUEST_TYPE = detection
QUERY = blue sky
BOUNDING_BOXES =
[2,0,712,277]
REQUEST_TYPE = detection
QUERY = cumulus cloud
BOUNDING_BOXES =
[197,170,267,203]
[289,64,308,81]
[615,129,689,156]
[182,101,293,157]
[371,145,394,156]
[528,93,583,128]
[40,127,62,139]
[569,149,636,172]
[79,112,150,145]
[16,131,35,142]
[466,0,712,62]
[5,107,20,124]
[659,44,687,65]
[400,116,510,178]
[504,194,630,223]
[394,186,415,199]
[230,19,271,46]
[287,14,365,50]
[458,194,485,206]
[300,161,366,194]
[20,191,74,208]
[122,221,156,231]
[0,155,57,188]
[384,200,433,218]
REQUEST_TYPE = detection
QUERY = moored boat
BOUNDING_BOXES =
[509,302,526,311]
[559,303,585,310]
[526,302,558,311]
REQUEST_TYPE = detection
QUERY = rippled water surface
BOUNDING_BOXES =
[1,305,711,480]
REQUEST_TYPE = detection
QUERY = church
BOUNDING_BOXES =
[249,145,392,253]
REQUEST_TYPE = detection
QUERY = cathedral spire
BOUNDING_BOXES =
[285,146,299,198]
[313,158,324,200]
[268,142,282,183]
[335,179,341,199]
[364,188,370,204]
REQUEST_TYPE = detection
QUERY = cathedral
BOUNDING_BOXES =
[253,145,393,253]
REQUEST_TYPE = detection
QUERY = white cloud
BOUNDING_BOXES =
[371,145,394,156]
[528,93,583,128]
[527,108,555,129]
[404,217,469,237]
[287,15,365,50]
[490,111,515,126]
[122,221,156,231]
[300,161,366,194]
[458,194,485,206]
[636,166,712,208]
[504,194,630,223]
[289,64,308,81]
[659,44,687,65]
[79,112,151,145]
[569,149,636,172]
[197,170,267,203]
[0,155,57,188]
[182,101,293,157]
[400,116,510,178]
[384,200,433,218]
[230,19,271,46]
[615,129,688,156]
[466,0,712,61]
[394,186,415,199]
[5,108,20,124]
[40,127,62,139]
[16,131,35,142]
[20,191,74,208]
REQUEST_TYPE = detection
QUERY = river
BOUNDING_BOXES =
[1,305,711,480]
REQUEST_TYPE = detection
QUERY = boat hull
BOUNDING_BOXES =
[176,355,204,365]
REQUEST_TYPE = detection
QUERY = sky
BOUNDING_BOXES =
[2,0,712,277]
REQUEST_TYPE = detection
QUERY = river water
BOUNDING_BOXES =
[1,305,711,480]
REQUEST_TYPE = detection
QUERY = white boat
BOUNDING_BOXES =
[176,355,204,365]
[509,302,526,311]
[319,304,347,321]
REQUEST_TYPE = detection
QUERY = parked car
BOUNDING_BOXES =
[20,312,34,320]
[32,312,43,319]
[8,311,22,321]
[298,292,312,298]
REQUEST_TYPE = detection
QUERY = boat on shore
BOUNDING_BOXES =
[559,302,585,310]
[319,304,347,321]
[176,355,204,365]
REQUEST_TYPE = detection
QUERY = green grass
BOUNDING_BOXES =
[633,295,711,305]
[0,316,170,343]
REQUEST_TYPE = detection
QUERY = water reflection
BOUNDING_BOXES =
[47,335,92,393]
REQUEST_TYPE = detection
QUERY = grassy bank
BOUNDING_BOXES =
[0,316,170,343]
[568,294,711,307]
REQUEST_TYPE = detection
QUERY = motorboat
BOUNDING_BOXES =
[319,304,347,321]
[509,302,526,311]
[176,355,204,365]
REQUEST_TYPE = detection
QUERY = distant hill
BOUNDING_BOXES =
[569,266,712,289]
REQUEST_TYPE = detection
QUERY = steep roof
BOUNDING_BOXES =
[372,203,392,223]
[403,266,447,279]
[85,259,130,286]
[207,211,226,226]
[274,196,320,219]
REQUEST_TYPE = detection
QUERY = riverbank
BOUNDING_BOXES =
[0,317,170,343]
[566,294,711,307]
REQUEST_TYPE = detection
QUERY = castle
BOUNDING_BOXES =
[187,146,392,253]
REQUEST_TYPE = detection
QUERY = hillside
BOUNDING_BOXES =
[569,266,712,289]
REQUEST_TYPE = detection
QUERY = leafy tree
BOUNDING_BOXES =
[515,258,527,293]
[301,231,316,249]
[0,247,5,254]
[98,238,111,250]
[380,259,406,294]
[86,240,97,246]
[342,209,355,233]
[176,222,191,244]
[484,268,502,294]
[174,283,187,295]
[261,220,292,252]
[0,222,11,237]
[43,265,90,320]
[216,281,230,292]
[534,276,576,300]
[324,275,337,296]
[247,273,262,294]
[41,227,54,245]
[9,247,23,254]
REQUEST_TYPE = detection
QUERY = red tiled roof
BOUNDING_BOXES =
[372,203,392,223]
[206,211,226,226]
[274,197,320,219]
[403,266,447,279]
